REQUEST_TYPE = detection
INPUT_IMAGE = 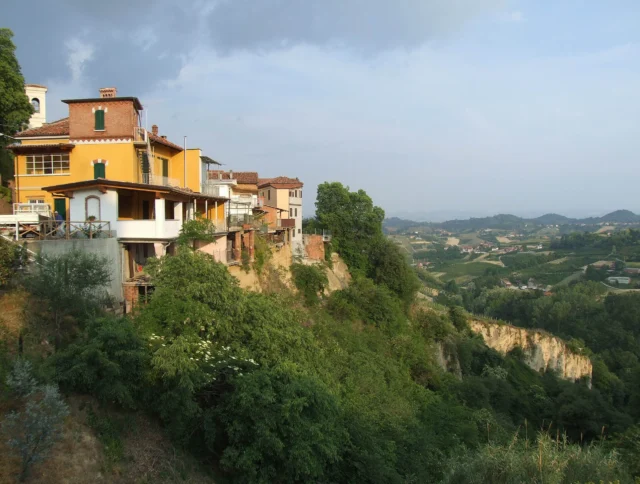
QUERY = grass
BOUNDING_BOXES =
[439,262,502,281]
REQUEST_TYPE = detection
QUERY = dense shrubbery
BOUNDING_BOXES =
[2,187,640,482]
[290,263,328,306]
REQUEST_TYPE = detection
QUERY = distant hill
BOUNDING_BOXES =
[533,213,573,225]
[383,209,640,232]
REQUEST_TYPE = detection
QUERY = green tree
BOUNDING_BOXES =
[24,250,112,349]
[0,28,33,183]
[367,237,420,308]
[315,182,384,272]
[290,263,328,306]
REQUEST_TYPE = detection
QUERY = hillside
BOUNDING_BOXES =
[0,182,636,483]
[384,209,640,232]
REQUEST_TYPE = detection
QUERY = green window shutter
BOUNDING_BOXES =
[95,110,105,130]
[162,158,169,178]
[94,163,106,179]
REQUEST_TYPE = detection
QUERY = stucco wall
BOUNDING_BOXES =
[68,188,118,226]
[28,238,123,303]
[196,235,228,264]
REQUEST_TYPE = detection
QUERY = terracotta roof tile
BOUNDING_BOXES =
[258,176,303,189]
[208,170,259,184]
[148,132,183,152]
[15,118,69,138]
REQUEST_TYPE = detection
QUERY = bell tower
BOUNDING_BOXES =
[24,84,48,128]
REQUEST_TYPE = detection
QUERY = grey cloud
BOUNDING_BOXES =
[8,0,505,93]
[204,0,505,53]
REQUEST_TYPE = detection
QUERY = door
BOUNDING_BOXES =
[54,198,66,219]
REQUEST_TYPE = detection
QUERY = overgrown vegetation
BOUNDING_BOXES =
[290,263,327,306]
[1,185,639,482]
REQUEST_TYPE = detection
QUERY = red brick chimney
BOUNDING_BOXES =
[99,87,117,98]
[152,125,158,135]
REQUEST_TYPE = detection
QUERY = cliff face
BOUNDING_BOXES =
[470,321,592,385]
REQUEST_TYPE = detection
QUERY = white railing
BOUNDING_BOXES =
[117,219,181,239]
[14,203,51,217]
[141,173,180,187]
[134,127,147,143]
[201,183,230,198]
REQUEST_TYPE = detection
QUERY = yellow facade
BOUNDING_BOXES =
[14,140,202,209]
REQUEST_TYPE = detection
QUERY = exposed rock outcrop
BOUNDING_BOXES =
[470,320,592,386]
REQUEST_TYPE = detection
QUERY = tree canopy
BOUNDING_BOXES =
[0,28,33,183]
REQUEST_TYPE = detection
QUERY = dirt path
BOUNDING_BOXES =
[465,252,504,267]
[445,237,460,246]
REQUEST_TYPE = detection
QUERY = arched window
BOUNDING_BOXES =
[31,98,40,113]
[85,195,101,221]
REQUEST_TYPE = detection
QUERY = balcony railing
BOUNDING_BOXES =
[277,218,296,228]
[228,214,254,228]
[133,127,147,143]
[14,203,51,217]
[201,183,230,198]
[141,173,180,188]
[40,220,112,240]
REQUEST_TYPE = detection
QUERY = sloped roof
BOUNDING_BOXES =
[208,170,259,185]
[7,143,75,153]
[148,132,183,152]
[258,176,303,189]
[15,118,70,138]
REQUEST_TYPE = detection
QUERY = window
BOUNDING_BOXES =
[292,229,295,238]
[268,190,271,201]
[95,109,105,130]
[31,98,40,113]
[295,208,298,217]
[300,190,302,198]
[28,198,45,204]
[289,208,292,217]
[26,154,70,175]
[294,190,298,197]
[298,228,301,234]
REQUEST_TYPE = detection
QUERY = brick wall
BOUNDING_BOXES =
[68,100,138,140]
[304,235,325,261]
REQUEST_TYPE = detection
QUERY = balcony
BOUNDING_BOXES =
[277,218,296,228]
[117,219,181,240]
[14,203,51,217]
[201,183,231,198]
[133,127,147,145]
[140,173,180,188]
[228,214,254,230]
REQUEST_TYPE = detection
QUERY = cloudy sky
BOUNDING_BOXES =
[6,0,640,220]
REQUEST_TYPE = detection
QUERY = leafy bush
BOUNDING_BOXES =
[252,233,271,275]
[49,317,148,408]
[327,277,405,332]
[215,364,346,483]
[2,360,69,482]
[290,263,328,306]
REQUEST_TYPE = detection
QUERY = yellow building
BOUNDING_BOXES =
[9,87,210,219]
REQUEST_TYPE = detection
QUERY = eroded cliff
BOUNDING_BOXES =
[470,320,592,385]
